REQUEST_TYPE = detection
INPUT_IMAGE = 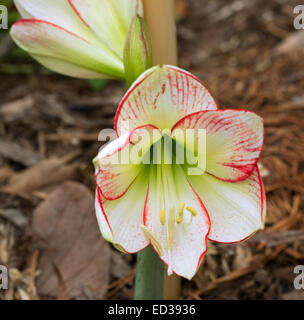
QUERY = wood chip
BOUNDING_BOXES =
[0,96,34,122]
[249,230,304,247]
[0,209,28,229]
[2,153,80,196]
[275,31,304,54]
[0,140,41,167]
[191,245,286,299]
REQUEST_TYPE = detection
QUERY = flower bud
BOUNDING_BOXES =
[124,15,152,87]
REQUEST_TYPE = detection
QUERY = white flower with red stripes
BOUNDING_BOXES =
[95,65,266,280]
[10,0,142,79]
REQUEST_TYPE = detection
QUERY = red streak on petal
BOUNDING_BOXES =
[13,19,89,43]
[68,0,91,29]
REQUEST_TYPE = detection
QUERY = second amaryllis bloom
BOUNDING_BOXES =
[94,65,266,280]
[10,0,143,79]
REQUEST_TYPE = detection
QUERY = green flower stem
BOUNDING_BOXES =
[134,245,164,300]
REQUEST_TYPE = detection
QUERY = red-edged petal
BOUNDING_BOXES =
[114,65,218,136]
[68,0,142,57]
[189,166,266,243]
[144,165,210,280]
[95,173,149,254]
[10,19,124,79]
[95,125,161,200]
[172,109,264,182]
[95,188,114,244]
[14,0,100,45]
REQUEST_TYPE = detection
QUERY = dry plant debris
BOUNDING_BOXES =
[32,182,110,300]
[0,0,304,300]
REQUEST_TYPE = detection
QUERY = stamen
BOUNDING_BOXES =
[186,206,197,216]
[167,207,175,249]
[176,217,183,224]
[160,209,166,226]
[141,225,164,256]
[178,202,185,217]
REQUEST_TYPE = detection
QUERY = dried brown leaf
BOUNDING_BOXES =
[3,156,79,196]
[32,181,110,300]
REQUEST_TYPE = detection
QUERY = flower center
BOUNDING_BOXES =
[142,132,201,255]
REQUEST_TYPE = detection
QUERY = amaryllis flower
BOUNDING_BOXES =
[94,65,266,280]
[10,0,142,79]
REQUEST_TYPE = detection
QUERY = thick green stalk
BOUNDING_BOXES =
[134,245,164,300]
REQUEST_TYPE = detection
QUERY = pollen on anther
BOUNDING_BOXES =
[178,203,185,217]
[186,206,197,216]
[176,217,183,224]
[160,209,166,225]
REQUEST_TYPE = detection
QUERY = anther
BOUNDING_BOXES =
[186,206,197,216]
[178,202,185,217]
[176,217,183,224]
[160,209,166,226]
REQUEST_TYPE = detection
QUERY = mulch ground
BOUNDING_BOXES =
[0,0,303,300]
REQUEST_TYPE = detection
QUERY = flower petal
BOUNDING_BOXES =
[144,165,210,280]
[189,166,266,243]
[110,0,143,31]
[94,125,161,200]
[10,19,124,79]
[95,188,114,244]
[115,65,218,136]
[68,0,141,57]
[96,173,149,254]
[32,55,109,79]
[14,0,100,45]
[172,109,264,182]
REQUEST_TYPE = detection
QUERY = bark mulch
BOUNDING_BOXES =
[0,0,303,300]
